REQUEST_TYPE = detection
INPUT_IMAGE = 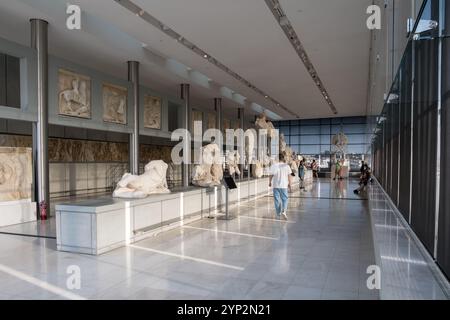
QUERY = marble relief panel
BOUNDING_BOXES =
[144,95,162,129]
[1,135,172,164]
[0,147,32,201]
[48,139,128,162]
[103,83,127,125]
[0,135,32,148]
[140,145,172,163]
[58,69,91,119]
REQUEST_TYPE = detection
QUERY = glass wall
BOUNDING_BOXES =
[273,116,370,172]
[372,0,450,280]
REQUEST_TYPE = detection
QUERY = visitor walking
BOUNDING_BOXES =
[298,159,306,189]
[269,153,293,220]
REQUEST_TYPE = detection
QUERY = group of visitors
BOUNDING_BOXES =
[269,155,374,220]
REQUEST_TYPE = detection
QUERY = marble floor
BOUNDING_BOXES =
[368,183,450,299]
[0,178,443,300]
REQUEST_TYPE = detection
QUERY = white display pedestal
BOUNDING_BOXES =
[55,178,270,255]
[0,199,37,227]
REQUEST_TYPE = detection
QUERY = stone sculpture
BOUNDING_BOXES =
[144,95,162,129]
[332,132,348,155]
[252,161,264,178]
[280,133,294,165]
[255,112,277,138]
[0,147,32,202]
[103,83,127,124]
[192,144,223,187]
[58,69,91,118]
[113,160,170,198]
[226,151,241,177]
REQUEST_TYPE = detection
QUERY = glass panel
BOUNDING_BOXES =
[290,136,300,144]
[347,134,366,144]
[301,135,320,144]
[300,145,320,154]
[300,126,320,135]
[290,126,300,134]
[320,125,331,134]
[344,124,367,134]
[301,119,321,125]
[320,135,331,144]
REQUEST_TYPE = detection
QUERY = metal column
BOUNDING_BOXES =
[30,19,49,219]
[214,98,223,133]
[128,61,140,175]
[238,108,245,180]
[181,84,191,187]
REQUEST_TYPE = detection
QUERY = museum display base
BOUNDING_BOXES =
[55,177,270,255]
[0,199,37,228]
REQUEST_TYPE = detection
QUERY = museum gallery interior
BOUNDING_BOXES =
[0,0,449,301]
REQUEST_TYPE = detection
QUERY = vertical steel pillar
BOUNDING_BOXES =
[30,19,49,219]
[181,84,191,187]
[238,108,245,180]
[214,98,223,134]
[128,61,140,175]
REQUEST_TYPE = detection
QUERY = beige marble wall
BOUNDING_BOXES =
[0,147,32,201]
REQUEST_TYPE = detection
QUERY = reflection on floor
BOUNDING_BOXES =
[0,194,112,239]
[0,178,443,300]
[0,218,55,239]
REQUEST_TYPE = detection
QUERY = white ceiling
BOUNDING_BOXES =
[0,0,372,120]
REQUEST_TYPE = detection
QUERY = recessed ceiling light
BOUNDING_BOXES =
[203,54,208,58]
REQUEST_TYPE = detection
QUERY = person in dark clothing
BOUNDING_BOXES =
[354,164,371,195]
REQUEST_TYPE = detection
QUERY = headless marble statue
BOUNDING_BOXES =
[252,160,264,178]
[113,160,170,198]
[226,151,241,177]
[255,112,277,138]
[192,144,223,187]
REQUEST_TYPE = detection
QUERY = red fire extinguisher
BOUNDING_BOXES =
[39,201,47,220]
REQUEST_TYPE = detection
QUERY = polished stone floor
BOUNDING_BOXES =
[0,178,385,300]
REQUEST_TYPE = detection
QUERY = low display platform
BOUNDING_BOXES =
[55,177,270,255]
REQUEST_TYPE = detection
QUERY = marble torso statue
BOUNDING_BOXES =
[192,144,223,187]
[113,160,170,198]
[255,112,277,139]
[226,151,241,177]
[252,161,264,178]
